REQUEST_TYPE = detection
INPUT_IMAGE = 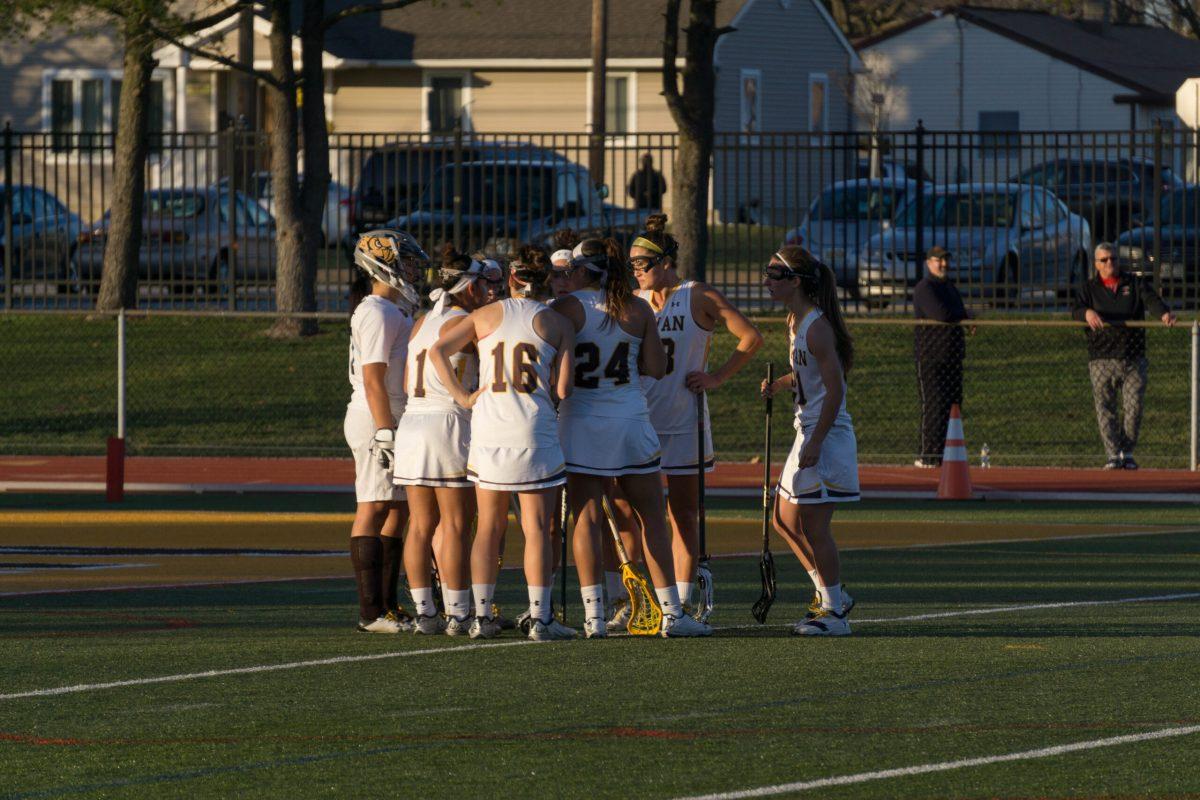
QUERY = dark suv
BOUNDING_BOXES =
[1012,157,1182,241]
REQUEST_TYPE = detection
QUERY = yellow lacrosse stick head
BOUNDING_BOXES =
[621,564,663,636]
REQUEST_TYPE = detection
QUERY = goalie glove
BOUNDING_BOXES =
[372,428,395,471]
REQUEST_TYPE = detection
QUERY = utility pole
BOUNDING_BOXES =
[589,0,608,189]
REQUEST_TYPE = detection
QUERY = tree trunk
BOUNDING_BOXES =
[673,128,712,282]
[298,0,330,321]
[96,16,154,311]
[264,0,311,338]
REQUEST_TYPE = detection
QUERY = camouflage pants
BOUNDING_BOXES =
[1087,357,1149,459]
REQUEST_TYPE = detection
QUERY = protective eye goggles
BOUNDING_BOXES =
[762,263,797,281]
[628,255,664,274]
[549,265,579,279]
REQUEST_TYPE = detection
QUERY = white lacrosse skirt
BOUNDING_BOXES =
[657,428,714,476]
[468,444,567,492]
[559,414,662,477]
[344,406,405,503]
[393,412,472,489]
[777,422,860,505]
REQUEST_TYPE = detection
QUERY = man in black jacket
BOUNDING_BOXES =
[913,246,973,467]
[1070,243,1175,470]
[628,153,667,210]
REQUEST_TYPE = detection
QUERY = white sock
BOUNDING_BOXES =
[656,585,683,618]
[818,583,844,613]
[677,581,694,607]
[581,584,605,622]
[444,588,471,621]
[528,585,553,623]
[807,569,822,589]
[472,583,495,619]
[604,571,624,605]
[411,586,436,617]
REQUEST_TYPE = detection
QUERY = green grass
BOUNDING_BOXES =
[1,314,1194,467]
[2,529,1198,798]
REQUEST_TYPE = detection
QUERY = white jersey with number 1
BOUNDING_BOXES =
[790,308,851,431]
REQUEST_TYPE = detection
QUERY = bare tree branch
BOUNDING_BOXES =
[146,19,284,89]
[661,0,689,129]
[320,0,424,31]
[180,0,255,34]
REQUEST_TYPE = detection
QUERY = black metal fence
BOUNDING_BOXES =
[4,124,1200,313]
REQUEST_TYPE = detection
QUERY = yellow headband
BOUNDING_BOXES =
[631,237,664,255]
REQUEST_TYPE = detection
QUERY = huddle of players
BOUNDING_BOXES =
[345,215,861,640]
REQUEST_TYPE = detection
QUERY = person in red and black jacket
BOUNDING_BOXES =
[913,246,974,467]
[1070,242,1176,470]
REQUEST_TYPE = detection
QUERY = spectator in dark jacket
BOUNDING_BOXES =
[628,153,667,210]
[913,246,973,467]
[1071,242,1175,470]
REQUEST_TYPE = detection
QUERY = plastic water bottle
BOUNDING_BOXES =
[980,443,991,469]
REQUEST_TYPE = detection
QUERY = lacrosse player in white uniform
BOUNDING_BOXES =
[761,246,860,636]
[630,213,762,616]
[395,247,503,635]
[550,238,712,639]
[429,252,578,642]
[345,229,428,634]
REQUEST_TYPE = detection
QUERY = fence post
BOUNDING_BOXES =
[3,122,12,312]
[1191,320,1198,471]
[914,120,926,265]
[106,309,127,502]
[1152,119,1164,294]
[452,119,463,247]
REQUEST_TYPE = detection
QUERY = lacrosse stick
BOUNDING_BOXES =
[695,391,714,623]
[751,362,777,624]
[600,496,662,636]
[558,485,569,623]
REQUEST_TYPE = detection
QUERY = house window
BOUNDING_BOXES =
[605,74,631,134]
[428,76,464,133]
[979,111,1020,154]
[809,73,829,139]
[44,70,170,154]
[740,69,761,139]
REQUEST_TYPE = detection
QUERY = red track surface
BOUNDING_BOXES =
[2,456,1198,496]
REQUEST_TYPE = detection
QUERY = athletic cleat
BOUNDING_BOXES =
[605,599,631,632]
[469,616,503,639]
[444,615,472,637]
[1123,455,1139,470]
[492,603,516,630]
[661,613,713,638]
[528,618,577,641]
[583,619,608,639]
[1103,457,1123,470]
[805,587,855,619]
[357,615,403,634]
[383,608,415,632]
[792,607,851,636]
[413,613,447,635]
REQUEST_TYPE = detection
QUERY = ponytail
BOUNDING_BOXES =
[573,237,631,328]
[509,244,551,300]
[776,244,854,374]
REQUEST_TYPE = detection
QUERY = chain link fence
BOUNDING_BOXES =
[3,311,1195,470]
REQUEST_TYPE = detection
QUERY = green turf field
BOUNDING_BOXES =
[2,314,1193,467]
[2,520,1198,798]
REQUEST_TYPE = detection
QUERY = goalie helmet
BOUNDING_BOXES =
[354,229,429,309]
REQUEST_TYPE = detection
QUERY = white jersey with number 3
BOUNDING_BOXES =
[405,305,477,416]
[791,309,851,430]
[472,298,560,449]
[637,281,712,435]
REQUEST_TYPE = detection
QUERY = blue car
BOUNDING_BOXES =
[0,184,84,293]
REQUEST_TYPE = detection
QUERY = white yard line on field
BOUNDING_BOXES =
[670,724,1200,800]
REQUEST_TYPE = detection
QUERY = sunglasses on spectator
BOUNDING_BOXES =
[1095,256,1115,262]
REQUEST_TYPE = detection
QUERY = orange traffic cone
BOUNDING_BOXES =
[937,404,973,500]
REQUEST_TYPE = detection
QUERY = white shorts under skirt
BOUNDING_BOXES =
[344,407,405,504]
[560,414,661,477]
[393,412,472,489]
[777,423,860,505]
[468,444,567,492]
[657,428,715,476]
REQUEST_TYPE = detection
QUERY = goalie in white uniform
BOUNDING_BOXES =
[429,251,578,642]
[629,213,762,614]
[345,229,428,634]
[550,238,712,638]
[394,246,503,635]
[761,246,860,636]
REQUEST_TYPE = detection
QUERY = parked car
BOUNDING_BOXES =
[1011,157,1182,242]
[855,158,931,182]
[386,157,644,255]
[215,172,349,246]
[75,188,275,290]
[857,183,1092,305]
[1116,184,1200,296]
[347,139,569,238]
[0,184,84,293]
[781,178,918,293]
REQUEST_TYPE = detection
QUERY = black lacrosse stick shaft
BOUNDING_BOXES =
[697,391,708,561]
[761,363,774,550]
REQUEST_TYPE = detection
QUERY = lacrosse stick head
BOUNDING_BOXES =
[751,549,777,624]
[621,564,663,636]
[695,562,715,623]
